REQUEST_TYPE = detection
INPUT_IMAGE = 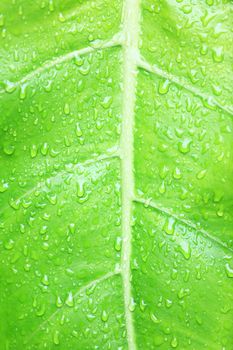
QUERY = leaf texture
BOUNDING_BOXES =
[0,0,233,349]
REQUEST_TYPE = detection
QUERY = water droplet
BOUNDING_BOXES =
[41,142,49,156]
[173,167,182,180]
[101,96,112,109]
[30,144,38,158]
[72,330,78,338]
[74,55,84,66]
[58,12,65,22]
[150,312,160,324]
[65,292,74,307]
[159,181,166,194]
[163,217,175,235]
[3,143,15,155]
[5,81,16,93]
[53,330,60,345]
[56,296,63,308]
[101,310,108,322]
[0,13,5,27]
[212,47,224,63]
[77,180,86,199]
[19,84,27,100]
[36,304,45,317]
[20,224,25,234]
[41,275,49,286]
[64,103,70,115]
[49,0,54,12]
[178,241,191,260]
[75,123,83,137]
[225,263,233,278]
[47,193,57,205]
[165,299,173,308]
[196,169,207,180]
[158,79,170,95]
[171,336,178,348]
[68,223,75,234]
[0,181,8,193]
[139,299,147,312]
[4,239,15,250]
[79,63,90,76]
[114,237,122,252]
[178,139,192,154]
[128,298,136,312]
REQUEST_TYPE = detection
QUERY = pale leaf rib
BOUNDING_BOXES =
[0,33,123,92]
[0,151,120,217]
[25,269,121,344]
[138,56,233,117]
[120,0,140,349]
[134,197,233,254]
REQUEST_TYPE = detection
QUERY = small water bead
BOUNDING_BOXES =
[178,139,192,154]
[101,310,108,322]
[56,296,63,308]
[159,181,166,194]
[65,292,74,307]
[225,263,233,278]
[5,81,16,93]
[44,80,53,92]
[212,47,224,63]
[40,226,48,235]
[77,180,85,198]
[158,79,170,95]
[64,103,70,115]
[114,237,122,252]
[181,4,192,14]
[41,275,49,286]
[0,182,8,193]
[4,239,15,250]
[20,224,25,234]
[178,241,191,260]
[74,55,84,66]
[58,12,65,22]
[3,143,15,155]
[47,193,57,205]
[75,123,83,137]
[53,330,60,345]
[196,169,207,180]
[139,299,147,312]
[68,223,75,234]
[150,313,160,324]
[71,330,78,338]
[0,13,4,27]
[36,304,45,317]
[30,144,38,158]
[163,217,175,235]
[49,0,54,12]
[41,142,49,156]
[101,96,113,109]
[212,84,222,96]
[79,63,91,76]
[128,298,136,312]
[171,336,178,348]
[19,84,27,99]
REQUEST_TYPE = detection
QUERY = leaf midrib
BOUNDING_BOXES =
[120,0,140,349]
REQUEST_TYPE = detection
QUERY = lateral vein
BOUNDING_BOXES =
[134,197,233,254]
[138,56,233,117]
[0,33,123,92]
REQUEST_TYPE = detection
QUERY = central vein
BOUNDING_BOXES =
[120,0,140,349]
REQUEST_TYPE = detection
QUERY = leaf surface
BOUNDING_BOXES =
[0,0,233,349]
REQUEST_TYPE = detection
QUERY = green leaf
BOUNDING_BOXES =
[0,0,232,349]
